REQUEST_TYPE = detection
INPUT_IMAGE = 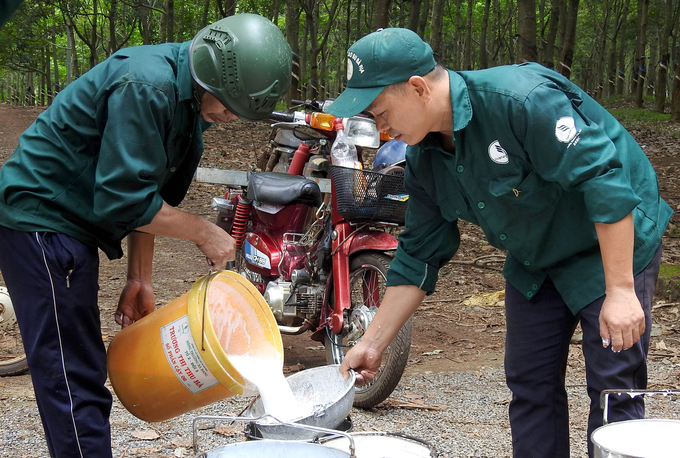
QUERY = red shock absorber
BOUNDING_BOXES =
[231,195,251,248]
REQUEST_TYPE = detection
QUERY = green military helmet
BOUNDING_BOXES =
[189,13,292,121]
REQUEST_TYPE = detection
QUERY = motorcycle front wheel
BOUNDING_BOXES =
[325,252,412,408]
[0,286,28,376]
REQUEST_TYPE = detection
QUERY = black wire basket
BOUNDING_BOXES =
[329,165,408,225]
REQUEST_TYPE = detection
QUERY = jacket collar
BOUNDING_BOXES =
[177,42,195,103]
[448,69,472,132]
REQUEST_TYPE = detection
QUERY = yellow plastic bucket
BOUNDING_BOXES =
[107,270,283,422]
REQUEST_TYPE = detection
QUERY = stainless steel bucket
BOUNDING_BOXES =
[195,440,351,458]
[192,414,358,457]
[592,419,680,458]
[245,364,356,440]
[320,432,438,458]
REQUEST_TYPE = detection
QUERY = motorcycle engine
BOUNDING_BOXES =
[263,279,324,326]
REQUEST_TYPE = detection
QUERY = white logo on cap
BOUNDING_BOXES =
[488,140,509,164]
[347,58,353,81]
[347,51,365,75]
[555,116,577,143]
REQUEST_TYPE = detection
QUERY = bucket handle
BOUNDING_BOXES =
[192,414,357,457]
[600,389,680,424]
[199,269,218,351]
[320,430,441,457]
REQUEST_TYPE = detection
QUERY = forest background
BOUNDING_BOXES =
[1,0,680,120]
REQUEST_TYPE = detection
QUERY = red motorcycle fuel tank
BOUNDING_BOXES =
[244,231,281,277]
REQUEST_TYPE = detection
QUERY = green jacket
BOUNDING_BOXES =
[0,42,210,259]
[0,0,23,27]
[387,63,672,313]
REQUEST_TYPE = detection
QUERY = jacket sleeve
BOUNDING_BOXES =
[519,82,641,224]
[93,82,175,230]
[0,0,23,27]
[386,155,460,294]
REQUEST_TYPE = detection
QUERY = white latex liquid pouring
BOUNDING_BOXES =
[205,278,313,423]
[229,355,310,423]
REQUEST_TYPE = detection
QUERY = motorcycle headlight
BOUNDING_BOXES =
[344,117,381,149]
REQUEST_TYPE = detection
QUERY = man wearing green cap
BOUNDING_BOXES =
[0,14,291,457]
[331,28,671,458]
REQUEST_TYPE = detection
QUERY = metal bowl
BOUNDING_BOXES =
[245,364,356,440]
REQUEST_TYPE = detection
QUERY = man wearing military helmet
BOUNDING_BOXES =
[0,14,291,457]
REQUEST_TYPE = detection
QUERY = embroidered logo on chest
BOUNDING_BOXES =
[488,140,509,164]
[555,116,577,143]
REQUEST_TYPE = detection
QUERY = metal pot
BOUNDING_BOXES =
[195,440,351,458]
[192,414,357,457]
[245,364,356,440]
[320,432,438,458]
[592,419,680,458]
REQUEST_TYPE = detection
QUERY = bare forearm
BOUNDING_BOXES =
[361,284,426,353]
[127,231,155,283]
[137,201,235,269]
[595,212,635,292]
[137,201,213,246]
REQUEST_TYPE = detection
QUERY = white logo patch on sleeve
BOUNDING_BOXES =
[488,140,509,164]
[555,116,577,143]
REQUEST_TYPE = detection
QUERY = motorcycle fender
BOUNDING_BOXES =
[347,231,398,255]
[244,231,281,277]
[311,231,398,342]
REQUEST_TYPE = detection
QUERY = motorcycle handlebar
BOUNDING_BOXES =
[267,111,295,122]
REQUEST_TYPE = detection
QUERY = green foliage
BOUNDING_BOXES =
[659,264,680,278]
[606,107,671,125]
[0,0,677,110]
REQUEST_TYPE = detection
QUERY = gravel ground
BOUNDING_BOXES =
[1,351,679,458]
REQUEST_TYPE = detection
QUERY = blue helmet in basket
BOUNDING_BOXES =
[372,139,408,171]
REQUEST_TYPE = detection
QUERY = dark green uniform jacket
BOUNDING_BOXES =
[0,42,210,259]
[387,62,673,314]
[0,0,23,27]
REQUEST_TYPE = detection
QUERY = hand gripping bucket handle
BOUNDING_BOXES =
[107,270,283,422]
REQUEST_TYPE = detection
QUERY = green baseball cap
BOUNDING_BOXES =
[327,28,436,118]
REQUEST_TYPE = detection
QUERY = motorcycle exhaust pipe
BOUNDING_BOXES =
[278,320,314,335]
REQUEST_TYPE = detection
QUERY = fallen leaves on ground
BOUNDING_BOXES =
[463,290,505,307]
[130,429,160,441]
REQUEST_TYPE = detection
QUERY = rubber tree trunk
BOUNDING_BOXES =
[616,0,630,95]
[372,0,390,29]
[634,0,649,108]
[543,0,562,70]
[655,0,674,113]
[479,0,491,68]
[517,0,538,62]
[429,0,446,59]
[559,0,579,79]
[285,0,300,105]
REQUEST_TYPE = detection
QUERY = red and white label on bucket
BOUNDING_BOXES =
[160,315,220,394]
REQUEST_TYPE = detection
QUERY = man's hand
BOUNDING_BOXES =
[599,287,645,352]
[195,223,236,271]
[595,213,642,353]
[339,341,384,385]
[115,280,155,328]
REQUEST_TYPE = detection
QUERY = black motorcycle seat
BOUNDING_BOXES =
[247,172,322,207]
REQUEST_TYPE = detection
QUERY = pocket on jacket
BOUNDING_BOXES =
[488,168,561,218]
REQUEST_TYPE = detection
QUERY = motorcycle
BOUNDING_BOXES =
[206,100,412,408]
